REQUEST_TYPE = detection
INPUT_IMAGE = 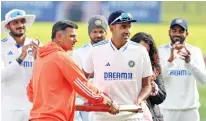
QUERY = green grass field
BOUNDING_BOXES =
[1,22,206,120]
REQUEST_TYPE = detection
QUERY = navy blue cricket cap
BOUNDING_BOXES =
[108,10,137,25]
[170,18,188,30]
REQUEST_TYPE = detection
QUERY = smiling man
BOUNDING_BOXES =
[27,20,119,121]
[72,15,108,121]
[158,18,206,121]
[82,10,153,121]
[1,9,39,121]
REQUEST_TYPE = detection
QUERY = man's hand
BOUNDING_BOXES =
[106,99,119,115]
[168,41,185,62]
[178,47,191,63]
[19,39,40,61]
[31,39,40,60]
[19,44,31,61]
[150,81,158,96]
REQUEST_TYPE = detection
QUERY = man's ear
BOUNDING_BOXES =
[168,29,170,37]
[56,31,63,42]
[5,24,10,29]
[109,25,113,32]
[186,31,189,36]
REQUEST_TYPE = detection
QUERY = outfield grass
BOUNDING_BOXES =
[2,22,205,54]
[1,22,206,120]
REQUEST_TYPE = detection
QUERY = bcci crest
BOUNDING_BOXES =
[128,60,135,67]
[28,49,33,56]
[95,19,102,26]
[175,19,183,24]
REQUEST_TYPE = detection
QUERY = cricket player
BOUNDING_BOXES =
[1,9,40,121]
[26,20,119,121]
[72,15,108,121]
[82,10,153,121]
[158,18,206,121]
[73,15,107,70]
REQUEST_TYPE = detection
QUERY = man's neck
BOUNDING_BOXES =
[10,33,26,46]
[111,36,127,50]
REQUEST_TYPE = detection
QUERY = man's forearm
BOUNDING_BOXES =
[136,85,152,104]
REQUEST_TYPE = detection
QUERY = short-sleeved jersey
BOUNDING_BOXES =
[72,43,92,69]
[82,39,153,120]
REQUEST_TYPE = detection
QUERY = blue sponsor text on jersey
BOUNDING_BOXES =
[9,61,33,67]
[104,72,133,80]
[22,61,33,67]
[169,69,191,76]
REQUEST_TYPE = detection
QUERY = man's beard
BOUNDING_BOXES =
[92,40,102,44]
[170,35,185,45]
[10,27,25,37]
[91,37,105,44]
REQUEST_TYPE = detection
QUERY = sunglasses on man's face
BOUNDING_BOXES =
[110,13,133,25]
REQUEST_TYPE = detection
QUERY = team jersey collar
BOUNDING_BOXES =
[169,42,188,48]
[7,33,31,48]
[88,41,93,48]
[108,38,129,51]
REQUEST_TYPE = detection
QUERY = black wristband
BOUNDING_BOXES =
[16,57,23,65]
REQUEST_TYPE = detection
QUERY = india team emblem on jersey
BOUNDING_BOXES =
[128,60,135,67]
[28,49,33,56]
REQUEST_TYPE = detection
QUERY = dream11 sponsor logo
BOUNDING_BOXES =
[104,72,133,80]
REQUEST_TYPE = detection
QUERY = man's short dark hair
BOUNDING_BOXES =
[51,20,78,40]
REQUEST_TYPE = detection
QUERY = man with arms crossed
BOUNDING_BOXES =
[73,15,108,121]
[158,18,206,121]
[83,10,153,121]
[1,9,39,121]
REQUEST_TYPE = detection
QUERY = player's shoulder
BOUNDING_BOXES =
[74,43,90,54]
[92,40,109,47]
[80,43,90,49]
[185,43,201,52]
[128,40,145,49]
[128,40,141,46]
[1,37,8,43]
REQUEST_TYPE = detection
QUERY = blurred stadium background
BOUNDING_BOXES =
[1,1,206,121]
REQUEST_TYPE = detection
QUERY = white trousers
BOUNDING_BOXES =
[161,108,200,121]
[1,109,30,121]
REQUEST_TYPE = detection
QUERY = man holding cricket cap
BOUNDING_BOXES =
[158,18,206,121]
[1,9,40,121]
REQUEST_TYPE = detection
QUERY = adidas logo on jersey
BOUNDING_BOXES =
[7,51,13,55]
[105,63,111,66]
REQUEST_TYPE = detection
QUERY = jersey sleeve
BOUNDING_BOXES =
[57,53,108,104]
[185,48,206,84]
[72,50,83,68]
[82,48,94,73]
[1,51,22,82]
[142,47,153,78]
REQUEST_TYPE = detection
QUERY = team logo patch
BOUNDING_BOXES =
[175,19,183,24]
[95,19,102,26]
[28,49,33,56]
[128,60,135,67]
